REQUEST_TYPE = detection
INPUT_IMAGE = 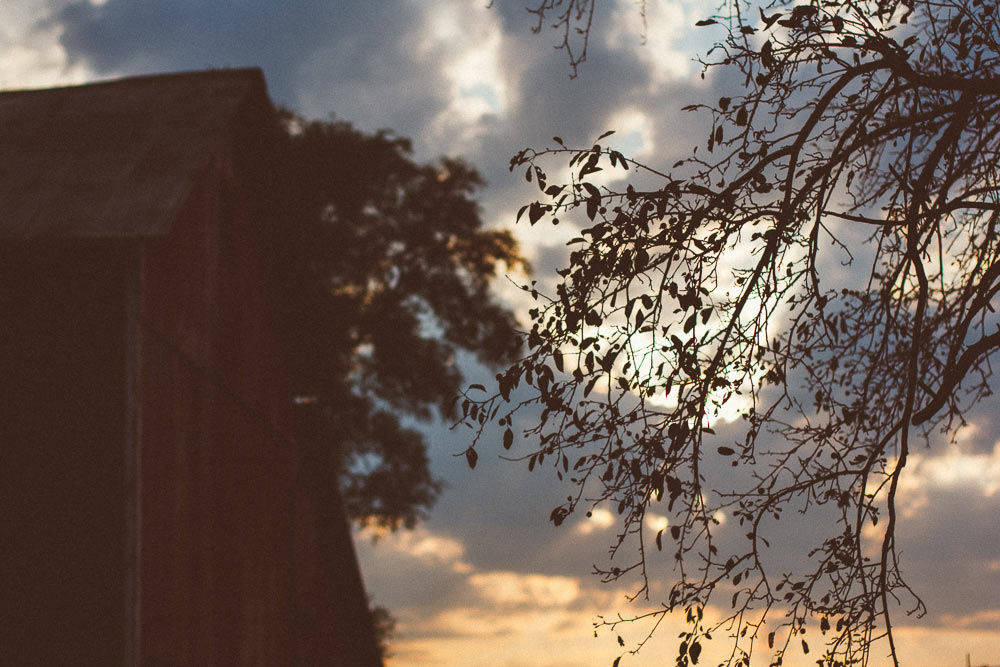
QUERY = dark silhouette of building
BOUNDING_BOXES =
[0,69,382,666]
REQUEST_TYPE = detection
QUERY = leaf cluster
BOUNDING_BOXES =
[471,0,1000,663]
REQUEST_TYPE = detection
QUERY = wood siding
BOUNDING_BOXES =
[0,244,128,664]
[1,71,382,666]
[131,141,381,665]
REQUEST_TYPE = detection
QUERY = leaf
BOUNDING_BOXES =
[613,658,621,667]
[528,201,545,224]
[761,40,774,68]
[696,18,718,26]
[768,632,774,649]
[534,166,547,190]
[717,446,735,456]
[760,8,782,28]
[597,129,616,141]
[634,248,649,271]
[801,640,809,655]
[656,529,664,551]
[579,152,602,176]
[690,641,702,664]
[468,383,486,392]
[580,182,601,201]
[503,427,514,450]
[791,5,817,20]
[465,447,478,469]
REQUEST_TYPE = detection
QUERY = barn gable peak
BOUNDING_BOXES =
[0,68,270,239]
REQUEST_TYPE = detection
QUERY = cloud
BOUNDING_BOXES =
[902,436,1000,500]
[51,0,451,138]
[602,0,710,88]
[0,0,90,88]
[468,571,581,607]
[576,507,616,536]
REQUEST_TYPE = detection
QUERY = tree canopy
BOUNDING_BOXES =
[466,0,1000,665]
[268,110,524,531]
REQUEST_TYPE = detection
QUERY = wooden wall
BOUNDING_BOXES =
[0,243,128,665]
[0,94,381,665]
[132,140,382,665]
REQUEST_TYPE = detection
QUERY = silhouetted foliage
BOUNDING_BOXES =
[467,0,1000,665]
[370,603,397,661]
[270,111,524,530]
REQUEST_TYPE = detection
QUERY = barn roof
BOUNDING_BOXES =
[0,68,270,239]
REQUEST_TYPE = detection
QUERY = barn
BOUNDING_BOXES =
[0,69,382,665]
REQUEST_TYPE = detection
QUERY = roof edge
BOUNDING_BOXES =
[0,67,266,96]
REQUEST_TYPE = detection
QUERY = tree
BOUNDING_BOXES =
[371,603,397,662]
[465,0,1000,665]
[268,110,524,531]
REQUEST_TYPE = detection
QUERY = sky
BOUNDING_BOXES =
[4,1,999,665]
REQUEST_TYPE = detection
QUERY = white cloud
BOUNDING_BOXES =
[603,0,712,89]
[417,0,511,153]
[0,1,91,89]
[359,525,473,573]
[576,507,616,535]
[468,571,581,607]
[901,434,1000,501]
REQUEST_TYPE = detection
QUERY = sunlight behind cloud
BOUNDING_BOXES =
[646,512,669,533]
[418,0,509,151]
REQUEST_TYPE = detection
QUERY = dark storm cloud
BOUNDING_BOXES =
[897,486,1000,626]
[52,0,449,135]
[49,0,719,225]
